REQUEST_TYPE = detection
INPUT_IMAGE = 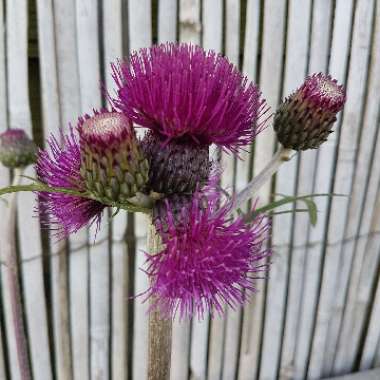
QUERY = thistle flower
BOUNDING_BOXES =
[274,73,346,150]
[146,192,271,319]
[112,43,267,153]
[36,128,105,237]
[0,129,37,168]
[78,110,149,204]
[142,131,210,194]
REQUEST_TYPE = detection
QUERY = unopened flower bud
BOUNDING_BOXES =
[142,132,211,195]
[79,111,149,204]
[0,129,37,168]
[274,73,346,150]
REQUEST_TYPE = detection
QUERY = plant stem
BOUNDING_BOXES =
[5,168,32,380]
[231,145,294,213]
[146,216,172,380]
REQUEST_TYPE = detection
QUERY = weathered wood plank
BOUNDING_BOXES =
[52,0,84,378]
[237,3,263,380]
[308,0,374,378]
[279,1,330,379]
[7,1,53,380]
[202,0,224,380]
[158,0,177,43]
[0,0,12,377]
[75,2,110,379]
[202,2,224,379]
[102,2,127,378]
[293,2,355,379]
[326,1,379,374]
[257,0,290,379]
[221,2,243,379]
[126,3,152,379]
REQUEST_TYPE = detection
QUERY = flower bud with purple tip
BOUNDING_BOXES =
[78,110,149,204]
[274,73,346,150]
[0,129,37,168]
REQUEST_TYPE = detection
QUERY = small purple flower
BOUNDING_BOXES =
[146,192,271,319]
[36,128,105,238]
[112,43,267,153]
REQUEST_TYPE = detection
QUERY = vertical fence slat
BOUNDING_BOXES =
[202,2,224,379]
[307,0,374,378]
[111,212,129,379]
[102,2,127,378]
[360,172,380,368]
[158,0,177,43]
[126,2,152,379]
[289,0,333,373]
[357,141,380,370]
[35,1,67,380]
[202,0,222,52]
[237,3,263,380]
[325,0,379,374]
[75,2,109,380]
[257,0,287,378]
[0,0,10,377]
[276,1,313,379]
[221,3,243,379]
[51,0,84,379]
[293,1,355,379]
[6,2,53,380]
[284,0,333,372]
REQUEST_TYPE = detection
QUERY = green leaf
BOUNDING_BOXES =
[245,193,345,226]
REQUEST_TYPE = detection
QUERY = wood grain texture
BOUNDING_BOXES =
[293,2,355,379]
[1,2,380,380]
[308,0,373,378]
[0,0,12,376]
[7,1,53,380]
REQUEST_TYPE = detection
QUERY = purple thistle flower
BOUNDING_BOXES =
[145,191,271,319]
[112,43,268,153]
[36,128,105,238]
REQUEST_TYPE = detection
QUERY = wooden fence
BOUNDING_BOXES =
[0,0,380,379]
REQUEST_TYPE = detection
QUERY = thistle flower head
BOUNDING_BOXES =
[0,129,37,168]
[146,191,270,319]
[36,128,105,238]
[112,43,267,153]
[142,131,211,195]
[78,110,149,204]
[274,73,346,150]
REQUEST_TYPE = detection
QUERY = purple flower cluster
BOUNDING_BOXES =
[33,43,345,319]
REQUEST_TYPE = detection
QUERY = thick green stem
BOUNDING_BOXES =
[146,216,172,380]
